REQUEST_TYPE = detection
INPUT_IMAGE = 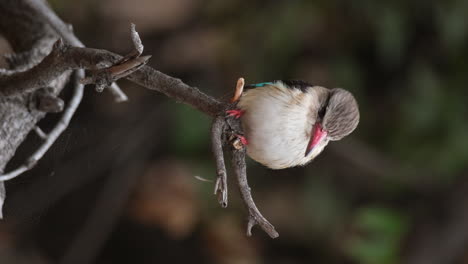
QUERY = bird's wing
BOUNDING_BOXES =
[245,80,313,92]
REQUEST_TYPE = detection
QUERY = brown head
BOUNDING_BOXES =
[305,87,360,156]
[322,88,360,141]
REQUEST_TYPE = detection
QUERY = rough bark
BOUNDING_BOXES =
[0,0,70,172]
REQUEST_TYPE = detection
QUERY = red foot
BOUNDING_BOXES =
[237,135,248,145]
[226,109,244,119]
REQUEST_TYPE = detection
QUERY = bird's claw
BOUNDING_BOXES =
[226,109,244,119]
[232,134,248,149]
[238,135,248,145]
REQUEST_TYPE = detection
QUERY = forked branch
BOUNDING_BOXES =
[24,0,128,102]
[0,25,150,181]
[212,116,228,208]
[231,145,279,238]
[211,95,279,238]
[0,3,277,236]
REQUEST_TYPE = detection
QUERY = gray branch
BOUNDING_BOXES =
[0,0,277,239]
[0,0,73,218]
[231,147,279,238]
[212,116,228,208]
[24,0,128,102]
[0,26,150,181]
[1,41,223,116]
[0,38,150,97]
[0,72,84,181]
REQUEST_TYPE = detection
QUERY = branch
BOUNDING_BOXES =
[0,1,273,237]
[0,37,150,97]
[0,25,150,182]
[212,116,228,208]
[25,0,128,102]
[208,81,278,238]
[231,147,279,238]
[0,71,83,182]
[0,44,222,117]
[80,24,150,91]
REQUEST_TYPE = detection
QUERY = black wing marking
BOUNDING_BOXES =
[280,80,313,92]
[318,90,332,120]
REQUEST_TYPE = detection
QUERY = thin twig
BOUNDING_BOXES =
[0,70,84,182]
[80,55,151,91]
[0,32,150,97]
[25,0,128,102]
[130,23,143,54]
[33,126,47,140]
[212,116,228,208]
[0,182,4,219]
[0,43,222,116]
[80,23,150,92]
[194,176,213,182]
[231,148,279,238]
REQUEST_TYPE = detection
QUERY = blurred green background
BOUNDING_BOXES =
[2,0,468,263]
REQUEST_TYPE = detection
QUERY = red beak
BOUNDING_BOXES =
[305,123,327,156]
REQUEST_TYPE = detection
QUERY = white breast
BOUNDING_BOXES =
[237,82,329,169]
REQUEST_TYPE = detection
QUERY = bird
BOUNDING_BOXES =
[227,78,360,170]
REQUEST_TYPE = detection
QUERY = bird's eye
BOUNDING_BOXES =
[318,93,331,120]
[318,106,326,119]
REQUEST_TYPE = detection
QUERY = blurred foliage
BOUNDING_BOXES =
[3,0,468,263]
[346,207,409,264]
[169,102,211,156]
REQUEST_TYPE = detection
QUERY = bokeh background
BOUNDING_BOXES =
[2,0,468,263]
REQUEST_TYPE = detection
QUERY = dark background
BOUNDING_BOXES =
[1,0,468,263]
